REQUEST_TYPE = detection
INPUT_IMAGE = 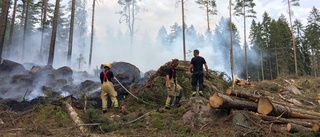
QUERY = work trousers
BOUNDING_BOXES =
[191,71,204,91]
[101,81,118,110]
[165,79,182,107]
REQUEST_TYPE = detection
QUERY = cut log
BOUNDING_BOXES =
[225,88,260,102]
[251,112,319,130]
[287,123,313,133]
[209,92,258,111]
[65,102,88,134]
[258,97,320,120]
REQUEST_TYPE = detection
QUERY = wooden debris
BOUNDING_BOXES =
[258,97,320,120]
[226,88,260,102]
[65,102,88,134]
[287,123,313,133]
[251,112,319,130]
[209,92,258,111]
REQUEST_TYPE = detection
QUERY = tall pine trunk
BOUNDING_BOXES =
[206,0,210,31]
[40,0,48,56]
[0,0,10,59]
[182,0,186,61]
[287,0,298,75]
[22,0,30,61]
[48,0,60,65]
[229,0,234,81]
[243,1,248,79]
[67,0,75,66]
[7,0,18,58]
[89,0,96,69]
[260,50,264,80]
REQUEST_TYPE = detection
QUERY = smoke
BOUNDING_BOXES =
[3,0,262,83]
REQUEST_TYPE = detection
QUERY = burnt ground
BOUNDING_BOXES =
[1,62,320,137]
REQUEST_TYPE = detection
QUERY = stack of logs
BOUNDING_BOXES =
[209,88,320,133]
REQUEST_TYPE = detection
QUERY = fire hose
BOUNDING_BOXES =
[114,77,160,106]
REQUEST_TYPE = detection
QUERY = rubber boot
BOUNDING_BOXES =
[174,96,181,107]
[199,91,204,97]
[165,96,174,109]
[191,91,197,97]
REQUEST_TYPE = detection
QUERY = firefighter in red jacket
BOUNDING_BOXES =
[100,63,118,112]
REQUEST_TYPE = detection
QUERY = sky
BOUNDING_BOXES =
[61,0,319,75]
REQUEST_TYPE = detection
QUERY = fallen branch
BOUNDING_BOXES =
[250,112,320,129]
[65,102,87,134]
[126,110,154,124]
[200,122,211,130]
[278,94,316,109]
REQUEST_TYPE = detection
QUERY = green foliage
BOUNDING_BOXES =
[150,112,169,129]
[254,81,281,92]
[38,104,72,126]
[86,108,118,132]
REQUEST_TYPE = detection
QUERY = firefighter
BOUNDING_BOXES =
[165,59,183,109]
[100,63,119,113]
[190,49,209,97]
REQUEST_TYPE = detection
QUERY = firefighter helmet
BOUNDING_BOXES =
[104,63,112,69]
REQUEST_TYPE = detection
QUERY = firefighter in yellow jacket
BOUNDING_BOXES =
[100,63,118,112]
[165,59,183,109]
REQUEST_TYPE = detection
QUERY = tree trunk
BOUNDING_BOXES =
[67,0,75,66]
[225,88,260,102]
[7,0,18,58]
[181,0,186,61]
[251,112,319,130]
[40,0,48,56]
[268,51,273,79]
[0,0,10,59]
[88,0,96,69]
[229,0,234,82]
[206,0,210,31]
[19,0,26,59]
[258,97,320,120]
[48,0,60,65]
[209,92,258,111]
[243,0,248,79]
[287,0,298,76]
[275,47,279,77]
[22,0,30,61]
[260,50,264,80]
[65,102,88,134]
[287,123,314,133]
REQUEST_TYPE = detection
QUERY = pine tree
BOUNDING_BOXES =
[261,12,272,79]
[0,0,10,59]
[195,0,217,31]
[233,0,256,79]
[305,6,320,76]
